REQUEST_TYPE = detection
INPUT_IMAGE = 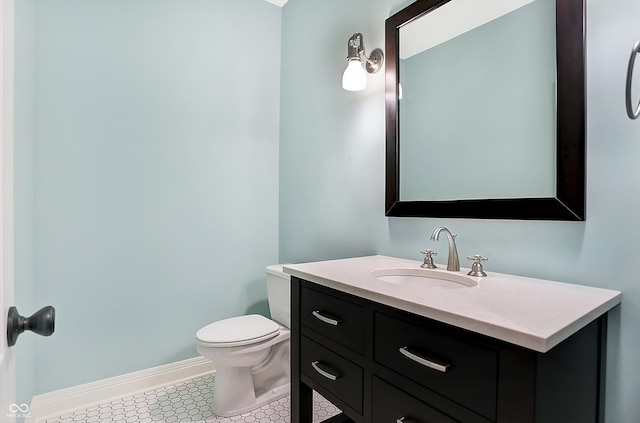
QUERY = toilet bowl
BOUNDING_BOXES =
[196,265,291,417]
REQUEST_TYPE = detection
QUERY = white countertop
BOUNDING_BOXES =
[284,255,621,352]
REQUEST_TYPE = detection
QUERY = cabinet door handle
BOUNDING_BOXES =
[311,361,340,381]
[312,310,341,326]
[399,346,450,373]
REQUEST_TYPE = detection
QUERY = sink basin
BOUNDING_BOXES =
[371,267,478,289]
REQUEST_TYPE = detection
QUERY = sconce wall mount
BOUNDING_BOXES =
[342,33,384,91]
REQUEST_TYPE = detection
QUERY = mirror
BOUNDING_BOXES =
[400,1,556,202]
[385,0,585,220]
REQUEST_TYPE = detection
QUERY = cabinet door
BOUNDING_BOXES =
[372,377,460,423]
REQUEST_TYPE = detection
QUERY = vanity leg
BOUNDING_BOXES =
[292,381,313,422]
[597,314,608,423]
[291,277,313,422]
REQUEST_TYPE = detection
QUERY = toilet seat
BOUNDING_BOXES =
[196,314,281,347]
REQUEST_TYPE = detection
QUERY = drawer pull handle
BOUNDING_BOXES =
[312,310,341,326]
[399,346,450,373]
[311,361,340,381]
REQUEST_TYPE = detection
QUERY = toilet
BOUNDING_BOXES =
[196,265,291,417]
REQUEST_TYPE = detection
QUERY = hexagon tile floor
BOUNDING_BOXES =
[39,374,341,423]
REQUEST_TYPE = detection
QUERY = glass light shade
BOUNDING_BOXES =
[342,59,367,91]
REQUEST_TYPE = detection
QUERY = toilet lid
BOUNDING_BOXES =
[196,314,281,346]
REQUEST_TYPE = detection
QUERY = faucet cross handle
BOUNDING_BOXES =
[467,255,488,277]
[467,255,488,263]
[420,249,437,269]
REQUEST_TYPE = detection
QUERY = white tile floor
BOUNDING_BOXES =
[39,374,341,423]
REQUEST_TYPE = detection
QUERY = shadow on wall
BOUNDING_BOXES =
[247,300,270,318]
[245,277,270,318]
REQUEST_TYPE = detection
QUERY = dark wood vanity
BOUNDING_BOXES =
[291,277,608,423]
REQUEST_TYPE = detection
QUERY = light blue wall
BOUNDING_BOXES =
[15,0,281,394]
[13,0,36,412]
[279,0,639,421]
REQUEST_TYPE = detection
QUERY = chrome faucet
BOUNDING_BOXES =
[430,227,460,271]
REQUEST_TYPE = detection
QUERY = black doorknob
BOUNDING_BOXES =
[7,306,55,347]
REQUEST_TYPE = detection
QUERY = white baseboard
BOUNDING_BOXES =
[26,356,215,423]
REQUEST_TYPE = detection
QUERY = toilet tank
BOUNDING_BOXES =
[266,264,291,328]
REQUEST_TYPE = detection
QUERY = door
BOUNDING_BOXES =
[0,1,17,422]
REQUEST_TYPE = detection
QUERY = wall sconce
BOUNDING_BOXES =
[342,33,384,91]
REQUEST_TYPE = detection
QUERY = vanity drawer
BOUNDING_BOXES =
[300,285,365,354]
[300,335,363,414]
[373,377,460,423]
[374,312,497,421]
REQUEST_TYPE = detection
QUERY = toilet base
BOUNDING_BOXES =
[206,334,291,417]
[212,370,290,417]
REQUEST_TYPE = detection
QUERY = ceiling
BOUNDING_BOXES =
[264,0,288,7]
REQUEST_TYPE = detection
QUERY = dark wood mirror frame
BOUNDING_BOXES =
[385,0,585,220]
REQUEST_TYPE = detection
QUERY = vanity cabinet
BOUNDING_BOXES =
[291,278,607,423]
